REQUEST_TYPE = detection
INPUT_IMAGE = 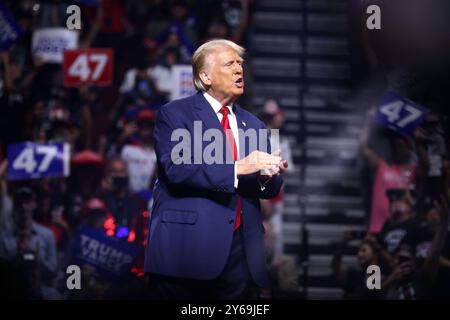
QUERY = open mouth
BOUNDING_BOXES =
[235,78,244,88]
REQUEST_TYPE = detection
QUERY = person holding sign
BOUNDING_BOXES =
[360,108,429,234]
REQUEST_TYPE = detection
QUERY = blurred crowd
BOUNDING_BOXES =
[0,0,253,299]
[329,0,450,299]
[333,109,450,299]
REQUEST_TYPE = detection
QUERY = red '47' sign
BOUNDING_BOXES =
[63,48,113,87]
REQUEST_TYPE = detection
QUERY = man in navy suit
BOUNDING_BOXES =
[145,39,289,299]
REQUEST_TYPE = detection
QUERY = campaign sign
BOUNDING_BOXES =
[32,28,78,63]
[7,142,70,181]
[63,48,113,86]
[375,91,429,137]
[170,64,196,101]
[71,225,139,280]
[0,2,22,51]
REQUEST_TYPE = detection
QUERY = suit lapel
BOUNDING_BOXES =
[194,93,230,161]
[194,92,223,132]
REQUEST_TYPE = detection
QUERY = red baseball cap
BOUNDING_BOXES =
[71,149,105,166]
[137,109,156,122]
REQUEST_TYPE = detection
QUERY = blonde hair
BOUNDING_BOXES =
[192,39,245,92]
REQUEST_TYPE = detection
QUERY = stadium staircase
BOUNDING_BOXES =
[250,0,366,299]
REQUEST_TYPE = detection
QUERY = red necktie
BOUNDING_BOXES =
[219,106,241,231]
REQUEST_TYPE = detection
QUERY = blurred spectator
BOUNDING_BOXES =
[99,157,145,240]
[69,85,105,151]
[260,99,294,258]
[406,196,450,298]
[0,160,14,234]
[376,189,418,257]
[203,17,230,42]
[120,109,157,193]
[68,150,105,225]
[382,196,448,301]
[0,187,58,299]
[147,0,197,64]
[78,3,104,49]
[0,52,28,148]
[153,46,180,95]
[97,0,125,34]
[260,99,295,171]
[34,180,71,253]
[118,55,169,104]
[108,54,166,134]
[414,113,447,197]
[259,99,297,298]
[382,244,425,299]
[36,1,67,28]
[221,0,250,42]
[360,110,428,233]
[200,0,250,45]
[68,197,115,300]
[78,197,114,234]
[332,231,385,300]
[409,196,450,266]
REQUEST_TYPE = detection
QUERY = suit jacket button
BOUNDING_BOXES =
[229,218,234,224]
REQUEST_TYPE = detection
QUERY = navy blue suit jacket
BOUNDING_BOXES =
[144,92,283,288]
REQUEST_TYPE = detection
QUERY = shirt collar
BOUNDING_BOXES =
[203,92,234,116]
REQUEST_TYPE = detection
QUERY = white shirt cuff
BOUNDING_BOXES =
[234,162,239,189]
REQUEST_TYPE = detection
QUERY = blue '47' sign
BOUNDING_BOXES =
[0,2,22,51]
[375,92,429,137]
[7,142,70,181]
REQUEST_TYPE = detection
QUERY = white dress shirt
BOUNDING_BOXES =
[203,92,240,188]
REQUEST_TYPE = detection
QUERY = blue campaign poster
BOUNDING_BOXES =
[6,142,70,181]
[375,91,429,137]
[71,225,139,280]
[0,2,22,51]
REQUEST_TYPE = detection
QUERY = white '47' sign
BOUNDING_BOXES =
[376,92,429,136]
[63,48,113,87]
[7,142,70,181]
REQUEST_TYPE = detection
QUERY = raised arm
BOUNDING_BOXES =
[331,232,352,286]
[423,196,449,282]
[413,127,431,181]
[360,123,381,171]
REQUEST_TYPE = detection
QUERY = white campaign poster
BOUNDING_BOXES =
[170,64,196,101]
[32,28,78,63]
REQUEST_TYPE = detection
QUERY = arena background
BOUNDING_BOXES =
[0,0,449,300]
